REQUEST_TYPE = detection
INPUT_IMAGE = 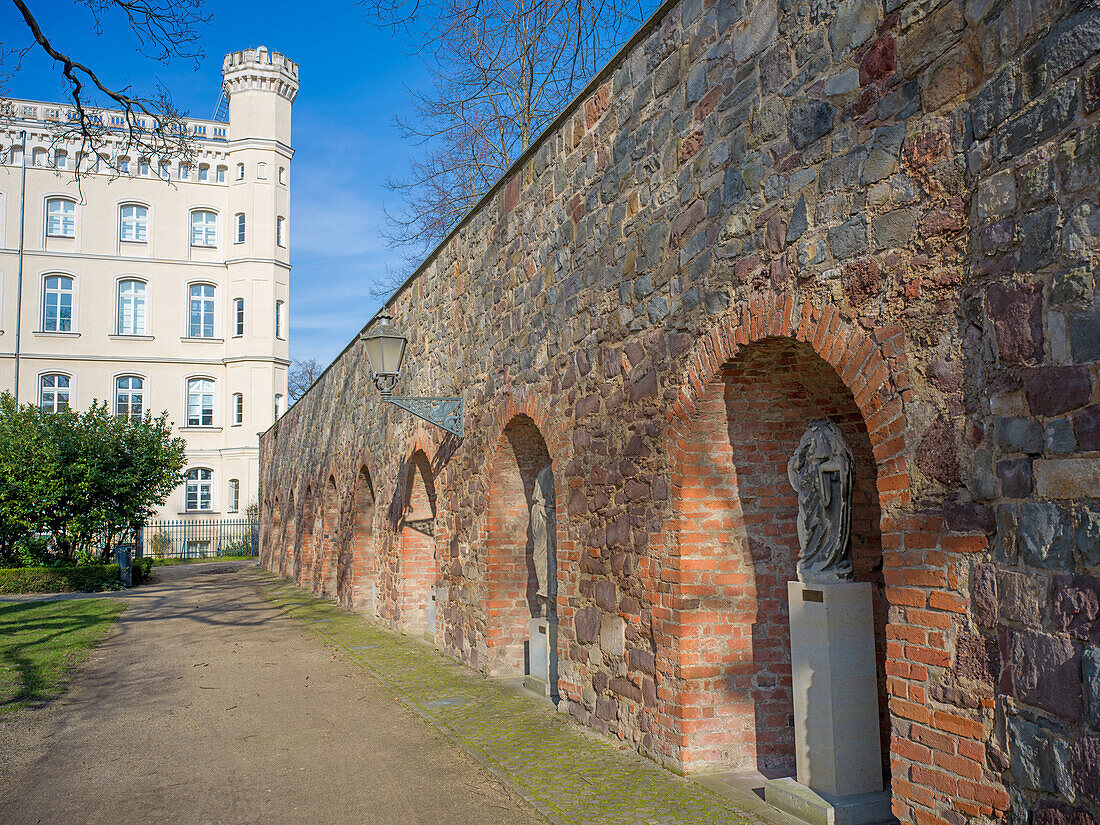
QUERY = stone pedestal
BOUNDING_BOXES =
[764,581,894,825]
[524,617,558,698]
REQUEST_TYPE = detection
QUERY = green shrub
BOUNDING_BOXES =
[132,557,154,585]
[0,564,122,594]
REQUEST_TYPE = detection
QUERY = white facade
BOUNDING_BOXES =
[0,47,299,519]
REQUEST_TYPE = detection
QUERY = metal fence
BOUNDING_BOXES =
[138,518,259,560]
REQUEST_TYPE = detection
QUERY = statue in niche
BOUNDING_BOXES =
[787,419,855,584]
[529,464,557,617]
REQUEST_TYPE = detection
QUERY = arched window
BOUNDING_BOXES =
[118,156,131,174]
[39,374,70,412]
[275,300,285,340]
[188,284,215,338]
[256,162,267,179]
[185,468,213,511]
[278,166,286,185]
[186,378,215,426]
[54,150,67,170]
[46,198,76,238]
[233,298,244,337]
[235,213,245,244]
[276,216,285,247]
[190,210,217,247]
[216,165,227,183]
[274,393,283,420]
[139,157,150,176]
[228,479,240,513]
[115,376,144,420]
[233,392,244,424]
[158,160,169,178]
[235,162,245,180]
[42,275,74,332]
[178,164,191,180]
[119,204,149,242]
[198,164,209,182]
[117,280,147,335]
[32,148,46,167]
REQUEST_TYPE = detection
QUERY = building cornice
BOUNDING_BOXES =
[225,137,294,157]
[0,248,230,269]
[224,257,291,270]
[0,352,289,367]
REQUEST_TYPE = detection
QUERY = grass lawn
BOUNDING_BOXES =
[0,599,126,712]
[150,554,256,567]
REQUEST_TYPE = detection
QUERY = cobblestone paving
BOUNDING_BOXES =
[258,570,767,825]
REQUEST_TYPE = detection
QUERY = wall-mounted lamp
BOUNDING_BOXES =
[361,309,464,438]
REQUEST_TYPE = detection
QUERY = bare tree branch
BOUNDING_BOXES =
[364,0,658,279]
[1,0,211,188]
[288,359,324,404]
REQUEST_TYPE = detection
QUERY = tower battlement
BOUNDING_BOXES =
[222,46,299,103]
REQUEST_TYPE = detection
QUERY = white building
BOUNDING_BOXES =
[0,47,298,520]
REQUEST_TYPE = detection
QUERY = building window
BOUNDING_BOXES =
[274,393,283,419]
[236,163,245,180]
[186,378,215,426]
[275,300,285,340]
[32,148,47,167]
[42,275,74,332]
[179,164,191,180]
[216,166,227,183]
[9,145,22,165]
[276,216,285,247]
[188,284,215,338]
[233,298,245,337]
[115,376,144,420]
[54,150,67,169]
[256,162,267,179]
[117,279,147,335]
[185,468,213,511]
[39,374,70,412]
[235,213,245,244]
[158,161,169,178]
[233,392,244,425]
[46,198,76,238]
[278,166,286,184]
[119,204,149,242]
[118,156,130,174]
[139,158,150,176]
[198,165,209,182]
[190,210,217,247]
[228,479,240,513]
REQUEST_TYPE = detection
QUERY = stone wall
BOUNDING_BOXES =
[261,0,1100,821]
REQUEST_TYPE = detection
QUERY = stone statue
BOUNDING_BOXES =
[787,419,854,584]
[530,464,557,617]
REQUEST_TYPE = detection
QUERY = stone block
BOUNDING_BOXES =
[829,0,879,54]
[954,632,999,686]
[972,66,1023,140]
[1019,502,1075,569]
[997,457,1033,498]
[988,283,1042,365]
[995,502,1020,564]
[977,168,1016,222]
[1020,204,1061,270]
[575,607,600,644]
[1025,367,1092,417]
[996,417,1044,454]
[972,564,997,626]
[1077,504,1100,570]
[997,569,1043,626]
[872,205,919,249]
[1068,300,1100,364]
[1001,80,1079,159]
[1085,646,1100,730]
[1041,9,1100,83]
[1035,458,1100,500]
[1046,419,1076,454]
[732,0,778,62]
[599,615,625,657]
[788,97,834,150]
[1007,713,1054,791]
[917,417,960,486]
[1009,629,1082,722]
[1053,575,1100,645]
[1071,734,1100,804]
[1034,800,1098,825]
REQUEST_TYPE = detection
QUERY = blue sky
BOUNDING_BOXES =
[1,0,428,365]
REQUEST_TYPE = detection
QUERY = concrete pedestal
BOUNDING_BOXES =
[764,581,893,825]
[525,617,558,698]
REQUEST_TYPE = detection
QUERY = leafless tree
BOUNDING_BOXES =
[364,0,656,273]
[0,0,211,181]
[288,358,324,404]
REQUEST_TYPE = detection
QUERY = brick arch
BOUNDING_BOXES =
[484,388,570,463]
[264,496,279,570]
[296,487,316,586]
[484,413,556,677]
[277,492,294,579]
[397,448,438,637]
[659,292,912,777]
[344,463,377,613]
[317,475,339,597]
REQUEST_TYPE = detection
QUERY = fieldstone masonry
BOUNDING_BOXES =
[260,0,1100,822]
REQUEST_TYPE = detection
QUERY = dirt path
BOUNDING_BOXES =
[0,562,544,825]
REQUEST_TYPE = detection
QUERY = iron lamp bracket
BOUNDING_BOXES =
[385,396,465,438]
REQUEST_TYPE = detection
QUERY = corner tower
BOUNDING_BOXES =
[221,46,298,449]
